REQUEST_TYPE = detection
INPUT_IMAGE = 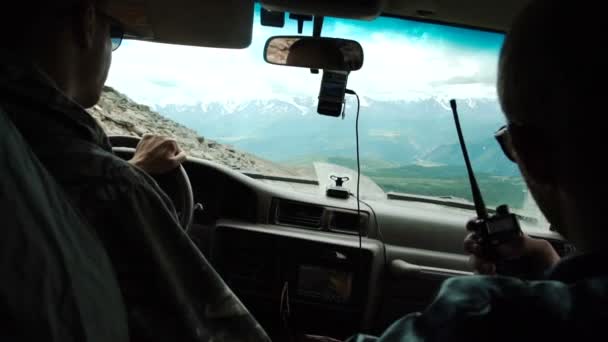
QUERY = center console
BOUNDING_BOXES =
[211,221,383,340]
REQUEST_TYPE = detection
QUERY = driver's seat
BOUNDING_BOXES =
[0,106,129,341]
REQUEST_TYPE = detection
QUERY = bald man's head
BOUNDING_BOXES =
[498,0,606,250]
[499,0,602,140]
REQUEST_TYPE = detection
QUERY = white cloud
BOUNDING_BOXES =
[106,20,501,106]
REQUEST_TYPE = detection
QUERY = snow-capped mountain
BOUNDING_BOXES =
[153,96,507,172]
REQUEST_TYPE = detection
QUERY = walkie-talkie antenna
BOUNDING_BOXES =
[450,99,489,220]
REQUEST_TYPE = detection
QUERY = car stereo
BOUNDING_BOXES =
[213,225,380,340]
[297,265,353,304]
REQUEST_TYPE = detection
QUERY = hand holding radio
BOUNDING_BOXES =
[449,99,559,278]
[464,220,560,277]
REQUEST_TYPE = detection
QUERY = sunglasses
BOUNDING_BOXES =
[96,9,124,51]
[494,125,517,163]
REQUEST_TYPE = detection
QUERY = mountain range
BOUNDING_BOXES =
[91,87,297,177]
[95,89,528,210]
[153,96,519,176]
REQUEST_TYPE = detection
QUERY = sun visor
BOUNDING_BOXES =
[108,0,254,49]
[260,0,386,20]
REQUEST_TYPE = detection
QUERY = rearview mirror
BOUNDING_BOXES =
[264,36,364,71]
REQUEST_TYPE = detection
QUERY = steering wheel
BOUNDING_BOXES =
[109,135,194,231]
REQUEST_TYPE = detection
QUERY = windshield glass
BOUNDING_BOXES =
[103,7,547,226]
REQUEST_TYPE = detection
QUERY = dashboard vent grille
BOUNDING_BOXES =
[328,210,368,236]
[275,200,324,229]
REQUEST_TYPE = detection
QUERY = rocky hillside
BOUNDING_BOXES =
[89,86,297,176]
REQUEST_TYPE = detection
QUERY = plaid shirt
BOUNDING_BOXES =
[0,58,269,342]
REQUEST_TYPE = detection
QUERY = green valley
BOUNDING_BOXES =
[321,158,527,210]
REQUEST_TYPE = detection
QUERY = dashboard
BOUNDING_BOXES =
[181,156,575,339]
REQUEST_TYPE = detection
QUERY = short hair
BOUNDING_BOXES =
[1,0,99,47]
[499,0,605,191]
[498,0,602,143]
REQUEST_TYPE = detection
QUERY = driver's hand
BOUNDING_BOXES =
[129,134,187,174]
[464,219,560,276]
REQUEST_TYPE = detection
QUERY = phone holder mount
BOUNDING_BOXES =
[318,70,350,117]
[331,175,349,187]
[326,175,350,199]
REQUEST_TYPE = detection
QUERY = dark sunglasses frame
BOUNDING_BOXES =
[494,125,517,163]
[96,9,124,51]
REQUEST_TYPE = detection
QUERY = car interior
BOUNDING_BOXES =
[5,0,578,340]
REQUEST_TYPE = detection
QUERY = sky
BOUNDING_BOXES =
[106,6,505,107]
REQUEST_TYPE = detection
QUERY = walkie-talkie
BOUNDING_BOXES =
[450,99,522,258]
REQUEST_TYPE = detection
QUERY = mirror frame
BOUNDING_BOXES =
[263,35,364,72]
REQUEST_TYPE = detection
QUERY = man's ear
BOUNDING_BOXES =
[72,4,97,50]
[509,125,557,187]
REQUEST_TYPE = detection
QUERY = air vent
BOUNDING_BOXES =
[275,200,324,229]
[547,239,577,257]
[328,210,368,236]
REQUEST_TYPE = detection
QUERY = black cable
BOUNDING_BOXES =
[359,197,388,267]
[348,193,388,268]
[350,195,390,332]
[344,91,391,334]
[345,89,362,253]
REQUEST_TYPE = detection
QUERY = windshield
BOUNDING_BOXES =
[104,7,547,226]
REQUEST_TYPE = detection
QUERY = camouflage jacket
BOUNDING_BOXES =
[0,59,269,342]
[348,252,608,342]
